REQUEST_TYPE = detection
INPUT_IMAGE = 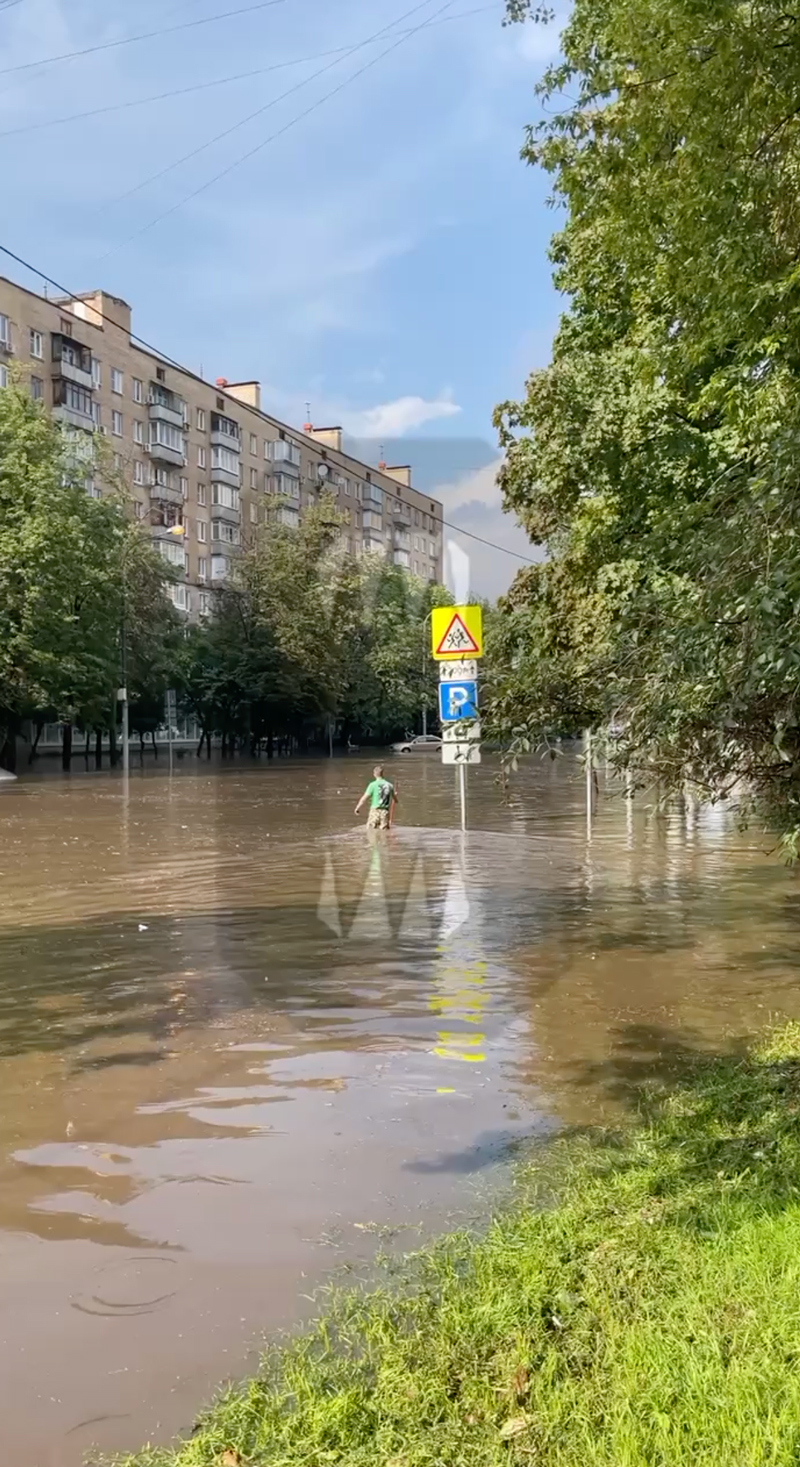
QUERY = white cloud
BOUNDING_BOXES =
[341,395,462,438]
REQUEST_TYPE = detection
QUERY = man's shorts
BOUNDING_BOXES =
[367,807,390,829]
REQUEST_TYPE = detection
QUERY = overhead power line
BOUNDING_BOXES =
[93,0,458,263]
[92,0,447,238]
[0,7,500,141]
[0,239,530,568]
[0,0,297,76]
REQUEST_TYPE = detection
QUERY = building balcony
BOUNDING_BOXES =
[147,441,186,469]
[53,404,94,433]
[52,377,94,431]
[210,501,240,525]
[150,520,184,541]
[393,549,411,568]
[269,440,301,470]
[362,485,383,509]
[210,411,241,453]
[149,482,183,508]
[210,464,240,490]
[392,505,412,528]
[394,531,411,551]
[210,428,241,455]
[149,399,185,431]
[362,535,386,556]
[51,333,93,390]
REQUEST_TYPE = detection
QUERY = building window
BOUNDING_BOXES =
[0,314,10,347]
[132,377,143,403]
[133,419,144,444]
[198,446,206,469]
[197,483,207,506]
[134,460,144,484]
[111,368,123,395]
[134,500,145,519]
[211,444,240,477]
[250,467,258,489]
[30,375,43,400]
[197,407,206,431]
[198,557,208,581]
[198,591,211,616]
[59,317,73,337]
[344,478,351,495]
[212,519,240,545]
[156,366,166,383]
[168,583,189,612]
[250,502,258,523]
[273,472,300,500]
[250,433,257,455]
[91,357,102,388]
[197,519,207,543]
[30,329,43,359]
[268,439,301,466]
[150,420,182,452]
[159,538,187,569]
[0,365,7,389]
[264,440,271,460]
[112,410,123,436]
[180,476,188,499]
[92,400,101,426]
[212,482,239,511]
[113,452,122,471]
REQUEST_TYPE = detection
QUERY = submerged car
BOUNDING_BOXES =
[391,734,443,754]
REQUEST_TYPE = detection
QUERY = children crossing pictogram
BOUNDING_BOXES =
[431,605,483,661]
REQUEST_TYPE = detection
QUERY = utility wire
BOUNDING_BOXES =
[0,0,298,76]
[91,0,443,233]
[0,238,530,567]
[440,518,538,563]
[0,7,499,141]
[94,0,458,264]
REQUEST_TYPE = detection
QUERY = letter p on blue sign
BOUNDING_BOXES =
[438,680,479,723]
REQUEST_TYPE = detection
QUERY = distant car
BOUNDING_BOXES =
[391,734,443,754]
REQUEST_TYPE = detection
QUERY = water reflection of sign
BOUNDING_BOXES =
[431,605,483,661]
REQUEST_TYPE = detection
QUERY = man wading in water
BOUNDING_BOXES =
[355,765,397,830]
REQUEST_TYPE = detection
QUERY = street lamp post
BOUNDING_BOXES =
[422,607,434,737]
[120,516,185,780]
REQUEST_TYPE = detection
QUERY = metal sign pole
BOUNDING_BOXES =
[459,762,467,831]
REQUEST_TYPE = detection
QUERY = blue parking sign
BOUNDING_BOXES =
[438,680,478,723]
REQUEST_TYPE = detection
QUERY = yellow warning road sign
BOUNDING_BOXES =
[431,604,483,660]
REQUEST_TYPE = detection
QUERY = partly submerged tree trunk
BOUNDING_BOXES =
[95,728,103,769]
[28,720,44,766]
[61,723,73,772]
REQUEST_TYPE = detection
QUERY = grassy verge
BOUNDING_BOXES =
[123,1026,800,1466]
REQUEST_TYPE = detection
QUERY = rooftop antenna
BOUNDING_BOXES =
[304,400,312,433]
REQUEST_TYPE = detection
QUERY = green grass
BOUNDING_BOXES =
[122,1026,800,1467]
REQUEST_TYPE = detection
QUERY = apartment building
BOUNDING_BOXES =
[0,276,444,619]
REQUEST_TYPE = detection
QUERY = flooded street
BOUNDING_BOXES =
[2,752,800,1465]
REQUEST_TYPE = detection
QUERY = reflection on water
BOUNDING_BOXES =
[0,754,799,1463]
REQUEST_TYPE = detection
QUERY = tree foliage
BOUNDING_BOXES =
[490,0,800,843]
[0,383,176,762]
[180,498,450,751]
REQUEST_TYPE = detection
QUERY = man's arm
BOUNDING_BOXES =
[355,786,369,815]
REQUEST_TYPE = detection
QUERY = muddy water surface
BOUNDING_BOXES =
[1,754,799,1464]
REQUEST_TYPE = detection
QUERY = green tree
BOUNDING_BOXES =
[0,382,177,768]
[490,0,800,844]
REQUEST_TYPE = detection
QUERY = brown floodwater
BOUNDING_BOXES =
[1,752,800,1464]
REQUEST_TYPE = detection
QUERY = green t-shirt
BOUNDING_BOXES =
[365,777,394,810]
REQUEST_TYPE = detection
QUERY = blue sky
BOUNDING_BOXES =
[0,0,566,588]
